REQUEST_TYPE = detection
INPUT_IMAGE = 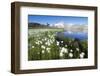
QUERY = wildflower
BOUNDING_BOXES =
[46,48,50,51]
[80,52,85,58]
[45,42,48,45]
[76,48,79,51]
[60,52,63,57]
[70,49,73,52]
[61,47,65,53]
[47,40,51,46]
[35,41,40,45]
[44,38,47,41]
[64,48,68,53]
[41,45,45,49]
[61,47,68,53]
[48,42,51,46]
[57,41,60,46]
[81,52,85,56]
[61,41,63,43]
[32,46,34,48]
[65,45,67,47]
[69,53,73,58]
[42,50,45,54]
[80,54,84,58]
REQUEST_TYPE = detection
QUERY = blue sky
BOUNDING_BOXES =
[28,15,88,25]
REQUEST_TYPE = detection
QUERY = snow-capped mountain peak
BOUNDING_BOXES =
[54,21,64,28]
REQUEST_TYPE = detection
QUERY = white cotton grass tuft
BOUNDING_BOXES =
[32,46,34,48]
[69,53,73,58]
[64,48,68,53]
[60,47,68,53]
[41,45,45,49]
[81,52,85,56]
[46,48,50,51]
[46,48,50,53]
[60,52,63,57]
[42,50,45,54]
[80,52,85,58]
[70,49,73,52]
[61,41,63,43]
[45,40,51,46]
[65,45,68,47]
[56,41,60,46]
[76,48,79,51]
[35,41,40,45]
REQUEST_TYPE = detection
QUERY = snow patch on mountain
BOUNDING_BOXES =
[54,21,64,28]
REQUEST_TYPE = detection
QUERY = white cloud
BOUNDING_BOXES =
[50,21,88,33]
[64,23,88,32]
[54,21,64,28]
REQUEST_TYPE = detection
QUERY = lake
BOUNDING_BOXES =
[56,31,88,40]
[28,28,88,40]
